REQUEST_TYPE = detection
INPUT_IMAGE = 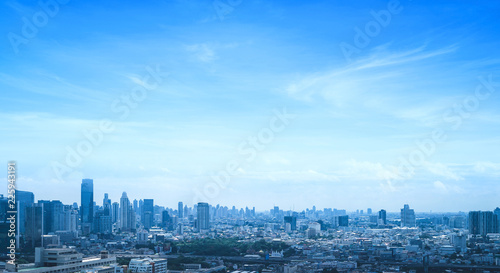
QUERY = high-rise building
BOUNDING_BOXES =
[94,210,112,234]
[133,199,138,214]
[103,193,111,215]
[284,216,297,231]
[468,211,499,237]
[0,194,8,222]
[378,209,387,225]
[120,192,130,230]
[338,215,349,227]
[494,207,500,230]
[80,179,94,232]
[63,205,77,232]
[112,202,119,224]
[178,202,184,219]
[197,202,209,232]
[120,192,136,231]
[273,206,279,217]
[16,190,34,236]
[142,199,154,230]
[25,203,44,249]
[401,204,416,227]
[367,208,372,215]
[38,200,64,233]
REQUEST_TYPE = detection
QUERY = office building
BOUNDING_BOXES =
[178,201,183,218]
[81,179,94,233]
[401,204,416,227]
[16,190,35,235]
[103,193,111,215]
[197,202,210,232]
[142,199,154,230]
[378,209,387,225]
[120,192,136,231]
[495,207,500,229]
[63,205,77,232]
[6,248,117,273]
[284,216,297,231]
[25,203,44,249]
[112,202,119,223]
[128,258,167,273]
[38,200,64,233]
[469,211,499,237]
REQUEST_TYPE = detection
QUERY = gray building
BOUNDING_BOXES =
[197,202,210,232]
[25,203,44,249]
[401,204,416,227]
[469,211,499,237]
[16,190,35,235]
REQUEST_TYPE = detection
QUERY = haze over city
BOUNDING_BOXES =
[1,1,500,211]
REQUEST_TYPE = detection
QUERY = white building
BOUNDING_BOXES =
[128,258,167,273]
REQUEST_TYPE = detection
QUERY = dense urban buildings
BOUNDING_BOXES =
[468,210,499,237]
[2,179,500,273]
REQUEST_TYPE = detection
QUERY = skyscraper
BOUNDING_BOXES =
[142,199,154,230]
[494,207,500,230]
[112,202,119,224]
[63,205,78,232]
[120,192,136,231]
[103,193,111,215]
[469,211,499,237]
[133,199,139,214]
[120,192,130,230]
[38,200,64,233]
[401,204,416,227]
[178,202,184,219]
[81,179,94,232]
[284,216,297,230]
[15,190,34,236]
[197,202,209,232]
[378,209,387,225]
[25,203,44,249]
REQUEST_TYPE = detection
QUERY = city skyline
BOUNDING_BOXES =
[5,182,499,214]
[2,1,500,211]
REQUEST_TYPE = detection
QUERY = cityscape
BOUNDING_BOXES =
[1,178,500,273]
[2,1,500,273]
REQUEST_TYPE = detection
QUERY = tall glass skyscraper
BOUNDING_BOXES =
[178,201,184,219]
[142,199,154,229]
[15,190,34,235]
[81,179,94,230]
[25,203,44,249]
[197,202,209,232]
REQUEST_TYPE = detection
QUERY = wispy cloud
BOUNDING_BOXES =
[186,43,217,63]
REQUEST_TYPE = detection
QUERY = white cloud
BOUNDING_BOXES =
[186,43,217,63]
[433,180,448,192]
[424,162,463,180]
[473,161,500,173]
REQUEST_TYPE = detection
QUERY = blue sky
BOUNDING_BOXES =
[1,0,500,212]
